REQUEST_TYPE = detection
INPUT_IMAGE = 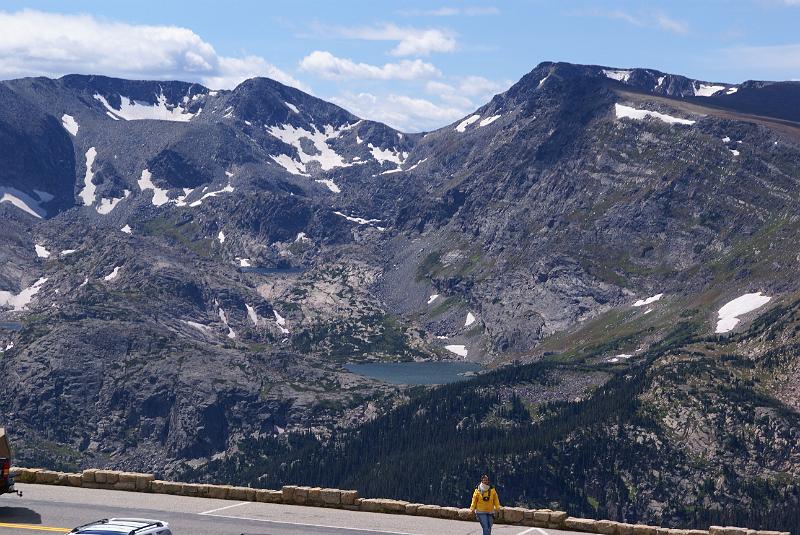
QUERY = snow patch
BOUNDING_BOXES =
[35,244,51,258]
[238,258,251,267]
[427,294,439,305]
[93,91,195,122]
[120,225,132,234]
[186,321,212,333]
[404,158,428,172]
[445,344,468,357]
[478,115,501,127]
[722,136,731,143]
[137,169,171,207]
[715,292,772,334]
[368,143,406,165]
[455,114,480,132]
[726,87,738,95]
[78,147,98,207]
[60,249,77,256]
[268,123,356,172]
[295,232,311,243]
[603,69,632,82]
[538,74,550,88]
[730,149,740,156]
[61,114,79,136]
[218,308,236,339]
[694,83,726,97]
[273,309,289,334]
[103,266,121,281]
[0,277,48,311]
[245,304,259,326]
[217,231,226,244]
[315,179,341,193]
[465,312,476,327]
[615,104,695,125]
[270,154,309,176]
[97,190,130,215]
[334,211,382,228]
[188,183,234,207]
[285,101,299,113]
[633,293,663,307]
[0,187,46,218]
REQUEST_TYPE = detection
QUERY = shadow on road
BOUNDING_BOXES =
[0,506,43,524]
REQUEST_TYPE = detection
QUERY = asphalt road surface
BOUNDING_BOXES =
[0,484,587,535]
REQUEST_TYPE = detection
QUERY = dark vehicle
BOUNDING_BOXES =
[0,427,21,497]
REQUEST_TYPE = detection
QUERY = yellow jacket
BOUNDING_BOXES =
[470,486,501,513]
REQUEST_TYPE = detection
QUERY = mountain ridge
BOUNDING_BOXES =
[1,60,800,532]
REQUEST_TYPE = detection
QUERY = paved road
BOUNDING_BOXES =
[0,484,583,535]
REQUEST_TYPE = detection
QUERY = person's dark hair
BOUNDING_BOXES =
[481,474,489,480]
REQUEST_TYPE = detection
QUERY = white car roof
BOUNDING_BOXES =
[75,518,168,533]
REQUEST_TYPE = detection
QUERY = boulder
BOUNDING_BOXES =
[340,490,358,506]
[81,469,97,484]
[534,510,552,522]
[360,499,408,513]
[597,520,620,535]
[566,518,600,532]
[256,489,283,503]
[416,505,442,518]
[281,485,298,501]
[617,523,635,535]
[438,507,461,520]
[160,481,182,494]
[179,483,201,497]
[723,529,748,535]
[548,511,569,529]
[135,473,155,491]
[308,487,322,504]
[228,486,257,501]
[114,472,137,491]
[34,470,58,484]
[320,489,341,505]
[405,503,423,515]
[206,485,231,500]
[502,507,526,524]
[458,508,475,521]
[67,474,82,487]
[292,486,309,504]
[633,525,659,535]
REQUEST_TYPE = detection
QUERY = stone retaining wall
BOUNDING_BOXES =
[12,468,790,535]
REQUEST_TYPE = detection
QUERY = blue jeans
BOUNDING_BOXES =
[476,512,494,535]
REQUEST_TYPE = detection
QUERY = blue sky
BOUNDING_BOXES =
[1,1,798,131]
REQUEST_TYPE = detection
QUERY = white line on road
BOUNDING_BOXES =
[200,512,419,534]
[198,501,250,515]
[518,528,549,535]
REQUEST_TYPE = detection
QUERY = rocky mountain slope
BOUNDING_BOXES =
[1,62,800,530]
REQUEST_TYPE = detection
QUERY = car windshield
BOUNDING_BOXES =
[76,530,130,534]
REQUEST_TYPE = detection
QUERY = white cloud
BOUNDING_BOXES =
[0,9,307,90]
[399,6,500,16]
[329,91,465,132]
[655,13,689,34]
[299,50,440,80]
[566,8,688,34]
[425,76,511,107]
[328,23,457,56]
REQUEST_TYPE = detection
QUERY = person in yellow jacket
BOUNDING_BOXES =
[470,474,501,535]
